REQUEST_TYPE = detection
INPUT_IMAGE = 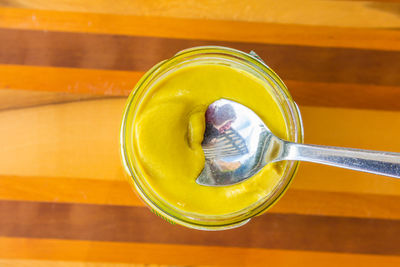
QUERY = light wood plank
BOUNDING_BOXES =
[0,98,126,181]
[291,105,400,194]
[1,0,400,28]
[1,7,400,51]
[0,89,108,111]
[1,99,400,196]
[0,237,399,266]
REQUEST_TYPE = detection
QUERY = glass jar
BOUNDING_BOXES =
[120,46,304,230]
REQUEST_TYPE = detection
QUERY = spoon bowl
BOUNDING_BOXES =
[197,99,283,186]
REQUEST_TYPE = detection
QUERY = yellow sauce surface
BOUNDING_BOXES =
[133,64,288,215]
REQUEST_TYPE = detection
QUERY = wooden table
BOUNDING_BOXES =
[1,1,400,266]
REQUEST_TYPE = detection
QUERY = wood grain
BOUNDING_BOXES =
[1,1,400,264]
[1,7,400,52]
[2,237,400,266]
[0,259,169,267]
[0,89,109,111]
[1,99,400,196]
[0,64,140,96]
[0,176,142,206]
[1,28,400,87]
[3,64,400,111]
[2,175,400,220]
[343,0,400,2]
[1,0,400,28]
[0,99,126,181]
[285,80,400,111]
[1,200,400,255]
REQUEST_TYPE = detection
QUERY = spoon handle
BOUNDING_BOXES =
[280,142,400,178]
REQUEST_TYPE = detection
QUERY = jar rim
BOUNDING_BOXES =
[120,46,304,230]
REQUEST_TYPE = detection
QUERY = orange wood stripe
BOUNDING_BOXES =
[11,261,177,267]
[0,259,166,267]
[1,7,400,51]
[0,64,140,96]
[2,237,400,266]
[2,175,400,220]
[0,0,400,28]
[0,201,400,255]
[273,188,400,220]
[0,176,143,207]
[2,65,400,111]
[0,261,187,267]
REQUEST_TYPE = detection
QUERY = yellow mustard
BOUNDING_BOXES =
[132,63,288,216]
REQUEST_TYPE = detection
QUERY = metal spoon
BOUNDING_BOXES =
[196,99,400,186]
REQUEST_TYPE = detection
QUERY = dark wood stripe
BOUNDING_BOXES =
[0,1,13,7]
[1,28,400,87]
[1,200,400,255]
[287,81,400,111]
